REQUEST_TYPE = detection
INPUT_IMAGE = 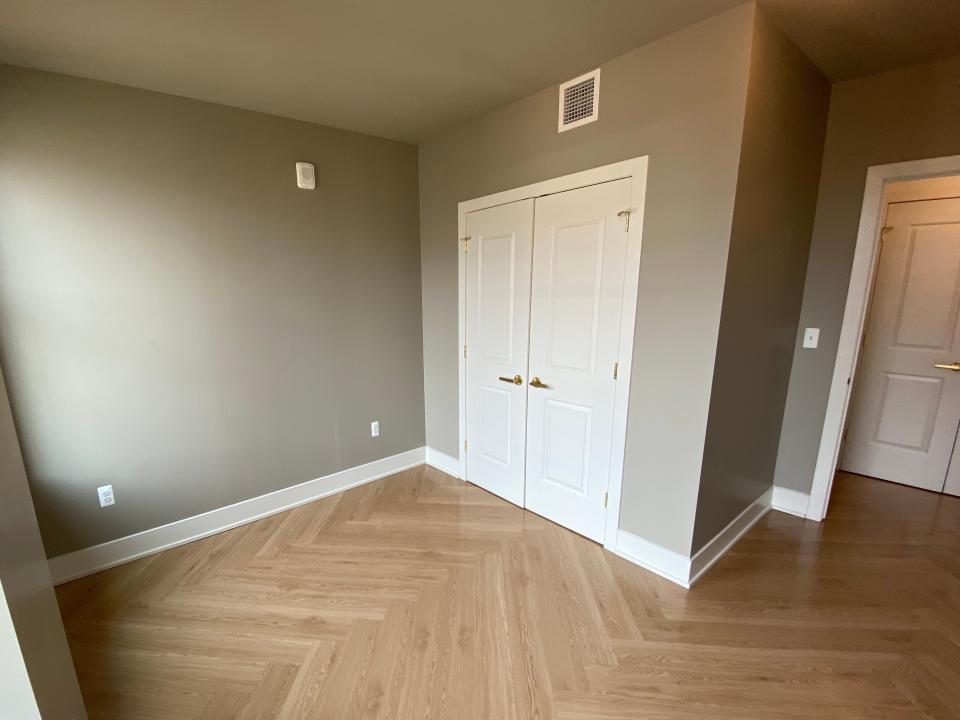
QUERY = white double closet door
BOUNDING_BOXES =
[464,178,631,542]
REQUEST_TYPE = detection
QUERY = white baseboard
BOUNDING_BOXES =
[771,486,811,518]
[425,447,461,479]
[48,447,427,585]
[609,487,773,589]
[610,530,693,588]
[688,487,771,586]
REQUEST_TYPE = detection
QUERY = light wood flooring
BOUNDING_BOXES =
[56,468,960,719]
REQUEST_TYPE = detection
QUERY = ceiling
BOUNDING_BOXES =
[760,0,960,82]
[1,1,960,144]
[0,0,743,143]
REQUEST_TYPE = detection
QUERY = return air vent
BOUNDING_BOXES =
[558,68,600,132]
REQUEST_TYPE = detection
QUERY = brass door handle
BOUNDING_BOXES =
[529,377,550,389]
[933,363,960,371]
[499,374,523,385]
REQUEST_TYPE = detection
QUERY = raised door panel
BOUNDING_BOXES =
[893,224,960,349]
[478,232,517,364]
[545,221,604,373]
[540,399,592,494]
[873,373,942,450]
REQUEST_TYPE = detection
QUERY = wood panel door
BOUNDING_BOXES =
[464,199,534,505]
[523,179,631,541]
[842,197,960,493]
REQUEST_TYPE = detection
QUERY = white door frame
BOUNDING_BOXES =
[808,154,960,521]
[457,156,648,549]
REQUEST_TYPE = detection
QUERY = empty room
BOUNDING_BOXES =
[2,1,960,718]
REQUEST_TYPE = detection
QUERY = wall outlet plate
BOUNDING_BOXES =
[97,484,115,507]
[371,420,380,438]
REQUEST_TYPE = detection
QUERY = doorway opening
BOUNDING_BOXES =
[810,156,960,520]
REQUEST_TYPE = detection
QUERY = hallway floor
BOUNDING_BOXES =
[56,468,960,719]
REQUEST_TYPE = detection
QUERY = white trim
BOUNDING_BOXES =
[425,447,461,478]
[807,155,960,522]
[687,488,771,586]
[611,488,772,589]
[557,67,601,133]
[457,156,649,553]
[47,447,427,585]
[771,486,810,518]
[610,530,692,588]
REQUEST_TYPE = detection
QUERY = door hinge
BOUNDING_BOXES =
[463,344,467,358]
[463,440,468,453]
[613,361,619,380]
[603,492,609,508]
[461,236,471,253]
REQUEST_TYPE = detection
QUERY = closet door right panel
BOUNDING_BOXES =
[524,178,631,542]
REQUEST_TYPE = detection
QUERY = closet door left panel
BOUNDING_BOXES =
[464,199,535,505]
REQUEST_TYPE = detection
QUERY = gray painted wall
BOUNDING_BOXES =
[419,5,754,555]
[773,54,960,494]
[0,368,86,718]
[692,9,829,550]
[0,66,425,557]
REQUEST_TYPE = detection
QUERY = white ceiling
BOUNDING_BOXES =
[2,1,960,144]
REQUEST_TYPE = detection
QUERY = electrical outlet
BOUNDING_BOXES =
[97,484,115,508]
[371,420,380,438]
[802,327,820,349]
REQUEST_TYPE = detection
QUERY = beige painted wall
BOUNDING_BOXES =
[774,54,960,494]
[0,66,425,557]
[692,9,829,550]
[0,368,86,718]
[419,5,755,555]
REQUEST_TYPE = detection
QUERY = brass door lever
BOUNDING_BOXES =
[499,375,523,385]
[529,377,550,389]
[933,363,960,371]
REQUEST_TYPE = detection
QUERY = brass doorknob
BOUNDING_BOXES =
[529,377,550,389]
[498,374,523,385]
[933,362,960,371]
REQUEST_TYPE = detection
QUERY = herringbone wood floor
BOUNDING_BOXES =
[56,467,960,719]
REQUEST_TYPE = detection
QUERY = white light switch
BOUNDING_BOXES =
[802,327,820,349]
[370,420,380,438]
[97,484,115,507]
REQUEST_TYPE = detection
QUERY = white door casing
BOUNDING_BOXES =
[524,179,632,541]
[841,197,960,493]
[463,199,534,505]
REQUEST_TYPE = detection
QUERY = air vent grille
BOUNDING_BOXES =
[558,68,600,132]
[563,79,595,124]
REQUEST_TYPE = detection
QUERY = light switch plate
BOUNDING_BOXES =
[803,327,820,349]
[371,420,380,438]
[97,484,115,507]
